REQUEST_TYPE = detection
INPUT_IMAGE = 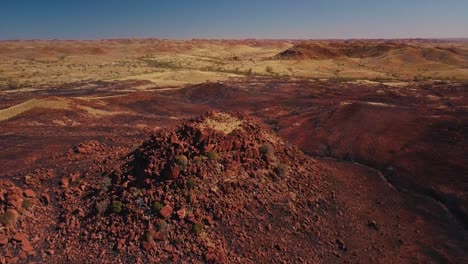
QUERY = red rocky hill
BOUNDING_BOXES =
[1,111,466,263]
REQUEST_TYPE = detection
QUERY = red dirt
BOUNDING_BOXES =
[0,79,466,263]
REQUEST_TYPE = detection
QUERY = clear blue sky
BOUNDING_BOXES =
[1,0,467,40]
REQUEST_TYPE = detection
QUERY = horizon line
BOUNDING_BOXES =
[1,37,468,42]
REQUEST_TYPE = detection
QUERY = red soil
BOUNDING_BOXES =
[0,79,466,263]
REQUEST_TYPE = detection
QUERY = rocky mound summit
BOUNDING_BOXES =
[50,111,331,263]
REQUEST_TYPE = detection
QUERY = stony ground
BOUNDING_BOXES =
[0,79,467,263]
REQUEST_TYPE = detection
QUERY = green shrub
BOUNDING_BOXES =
[274,164,288,178]
[193,222,204,235]
[206,151,219,161]
[187,177,197,189]
[101,177,112,191]
[22,199,34,210]
[153,201,164,212]
[260,143,275,157]
[112,201,123,214]
[175,155,188,168]
[193,156,204,165]
[133,188,143,197]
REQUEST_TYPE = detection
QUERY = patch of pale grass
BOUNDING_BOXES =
[201,112,243,134]
[0,98,70,122]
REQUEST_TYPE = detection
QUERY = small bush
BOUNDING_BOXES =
[157,220,169,233]
[22,199,34,210]
[112,201,123,214]
[187,177,197,189]
[175,155,188,168]
[193,222,204,235]
[153,201,164,212]
[101,177,112,191]
[260,143,275,157]
[193,156,204,165]
[274,164,288,178]
[96,200,109,215]
[266,66,274,73]
[133,188,143,197]
[206,151,219,161]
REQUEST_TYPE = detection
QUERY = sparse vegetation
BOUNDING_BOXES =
[140,58,180,69]
[133,188,143,197]
[96,200,109,215]
[193,222,204,235]
[193,156,204,165]
[260,143,275,157]
[187,176,197,189]
[101,177,112,191]
[175,155,188,168]
[22,199,34,210]
[111,201,123,214]
[206,151,219,160]
[274,163,288,178]
[153,201,164,212]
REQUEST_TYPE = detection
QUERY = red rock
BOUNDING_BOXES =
[23,189,36,198]
[21,240,34,252]
[368,220,379,230]
[8,198,23,211]
[165,245,173,252]
[7,257,19,264]
[142,242,153,251]
[74,146,88,154]
[41,193,51,205]
[187,212,196,223]
[12,233,26,242]
[70,172,80,182]
[165,165,180,180]
[0,235,8,246]
[116,238,126,251]
[60,178,69,188]
[205,215,214,226]
[159,205,173,218]
[9,187,22,196]
[177,208,186,219]
[198,169,208,179]
[204,144,215,153]
[170,134,179,144]
[7,193,22,202]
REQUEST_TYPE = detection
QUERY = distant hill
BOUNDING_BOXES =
[274,41,468,67]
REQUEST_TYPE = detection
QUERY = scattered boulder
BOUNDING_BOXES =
[159,205,173,218]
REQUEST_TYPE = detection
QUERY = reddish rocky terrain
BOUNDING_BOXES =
[0,79,467,263]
